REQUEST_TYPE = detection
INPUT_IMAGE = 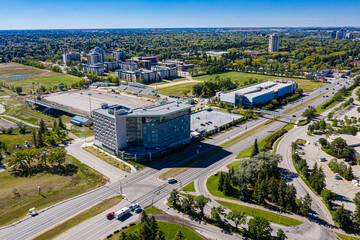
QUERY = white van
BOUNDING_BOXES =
[114,207,130,219]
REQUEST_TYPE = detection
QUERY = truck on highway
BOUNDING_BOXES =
[114,207,130,219]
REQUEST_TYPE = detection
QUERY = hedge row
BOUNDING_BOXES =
[263,128,288,151]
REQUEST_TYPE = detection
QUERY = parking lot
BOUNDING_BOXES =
[334,104,359,121]
[43,89,154,115]
[0,117,17,129]
[191,109,243,132]
[296,132,359,212]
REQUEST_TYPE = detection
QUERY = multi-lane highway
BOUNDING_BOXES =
[0,78,351,240]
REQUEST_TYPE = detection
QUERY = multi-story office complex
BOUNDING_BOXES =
[120,62,138,71]
[93,102,192,156]
[336,30,343,40]
[104,61,122,71]
[268,33,280,52]
[63,51,81,64]
[331,31,337,39]
[115,66,177,83]
[345,33,354,39]
[82,64,104,75]
[112,49,126,60]
[87,47,106,65]
[218,80,296,108]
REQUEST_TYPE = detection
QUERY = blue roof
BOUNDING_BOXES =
[72,115,91,123]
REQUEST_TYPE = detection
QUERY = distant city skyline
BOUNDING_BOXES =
[1,0,360,30]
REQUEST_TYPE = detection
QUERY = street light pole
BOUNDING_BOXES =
[88,93,92,117]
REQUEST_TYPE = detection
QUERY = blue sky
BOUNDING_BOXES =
[0,0,359,30]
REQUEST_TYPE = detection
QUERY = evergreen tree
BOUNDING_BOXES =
[285,184,297,212]
[238,179,250,201]
[140,211,149,224]
[39,119,46,134]
[174,230,184,240]
[267,176,278,203]
[37,129,44,147]
[155,230,165,240]
[53,120,57,129]
[138,221,153,240]
[334,204,352,231]
[223,173,235,196]
[148,216,158,239]
[247,216,272,240]
[32,130,37,147]
[251,138,259,157]
[58,116,65,129]
[277,179,287,207]
[343,166,354,181]
[276,229,287,240]
[217,172,225,191]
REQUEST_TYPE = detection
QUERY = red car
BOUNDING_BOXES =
[106,212,115,219]
[205,122,209,125]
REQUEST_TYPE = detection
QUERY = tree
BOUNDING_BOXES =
[140,211,149,224]
[223,173,235,196]
[17,122,27,134]
[343,166,354,181]
[37,129,44,147]
[195,195,211,220]
[321,189,337,209]
[298,193,312,216]
[181,194,194,215]
[14,85,22,94]
[291,142,298,152]
[148,216,158,239]
[217,172,225,191]
[310,164,326,194]
[155,230,165,240]
[211,206,224,225]
[285,184,297,212]
[39,119,46,134]
[238,179,250,201]
[302,106,317,120]
[181,88,190,97]
[32,130,37,147]
[318,138,328,147]
[53,120,58,129]
[58,116,65,129]
[226,210,246,229]
[168,189,180,207]
[48,147,66,166]
[330,137,348,155]
[353,192,360,232]
[7,127,13,135]
[174,230,184,240]
[251,138,259,157]
[247,216,272,240]
[276,229,287,240]
[138,221,153,240]
[334,204,352,231]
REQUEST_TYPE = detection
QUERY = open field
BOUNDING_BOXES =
[0,127,36,154]
[0,63,84,93]
[217,200,303,226]
[109,221,204,240]
[195,72,324,91]
[0,96,55,125]
[44,89,154,115]
[33,195,123,240]
[156,82,198,96]
[0,155,104,227]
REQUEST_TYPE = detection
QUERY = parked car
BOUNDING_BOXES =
[167,178,177,184]
[134,207,142,213]
[200,123,205,126]
[334,175,342,180]
[106,212,115,219]
[296,146,303,150]
[205,122,209,125]
[208,121,213,124]
[295,151,305,155]
[319,157,326,162]
[129,203,139,211]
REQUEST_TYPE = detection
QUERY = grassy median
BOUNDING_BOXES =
[33,195,123,240]
[217,200,303,226]
[182,181,196,192]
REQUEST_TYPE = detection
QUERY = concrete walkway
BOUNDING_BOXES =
[0,114,40,128]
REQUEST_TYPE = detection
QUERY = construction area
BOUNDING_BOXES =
[42,89,155,115]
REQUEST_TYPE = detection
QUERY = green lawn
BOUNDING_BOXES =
[335,232,360,240]
[216,200,303,226]
[0,155,105,227]
[206,173,239,201]
[0,127,36,153]
[144,206,164,214]
[234,123,294,160]
[182,181,196,192]
[195,72,321,91]
[33,195,123,240]
[83,146,131,172]
[70,125,94,138]
[110,221,204,240]
[156,82,198,96]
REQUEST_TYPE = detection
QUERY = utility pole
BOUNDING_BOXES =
[88,93,92,117]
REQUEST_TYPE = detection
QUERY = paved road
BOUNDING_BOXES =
[0,79,350,240]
